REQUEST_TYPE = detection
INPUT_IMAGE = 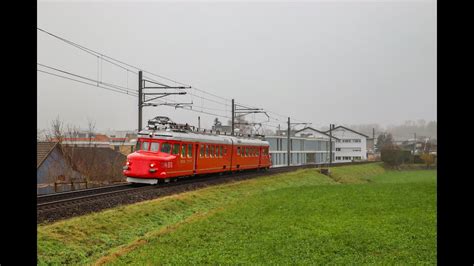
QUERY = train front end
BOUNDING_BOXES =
[123,138,174,185]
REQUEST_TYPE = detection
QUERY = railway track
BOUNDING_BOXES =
[37,162,376,224]
[37,183,135,205]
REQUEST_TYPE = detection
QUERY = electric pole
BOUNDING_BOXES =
[231,99,235,135]
[413,132,417,163]
[287,117,291,166]
[414,132,417,155]
[329,124,334,166]
[137,71,190,132]
[138,70,143,132]
[372,128,375,152]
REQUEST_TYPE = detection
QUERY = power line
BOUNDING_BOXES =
[38,69,138,97]
[38,27,307,125]
[38,63,137,95]
[38,67,232,121]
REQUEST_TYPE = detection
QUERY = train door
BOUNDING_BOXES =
[194,143,199,174]
[229,139,234,171]
[258,146,262,168]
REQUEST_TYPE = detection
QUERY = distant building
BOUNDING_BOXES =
[398,137,437,155]
[275,129,299,136]
[326,126,369,163]
[366,138,379,161]
[59,133,136,155]
[264,127,336,166]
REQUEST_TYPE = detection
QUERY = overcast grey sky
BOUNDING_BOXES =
[37,0,436,132]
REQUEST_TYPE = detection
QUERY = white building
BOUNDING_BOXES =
[326,126,368,162]
[264,127,336,167]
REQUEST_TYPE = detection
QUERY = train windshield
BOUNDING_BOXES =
[135,140,150,151]
[150,142,159,152]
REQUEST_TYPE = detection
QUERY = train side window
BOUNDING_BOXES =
[215,145,219,157]
[188,144,193,158]
[210,145,214,158]
[181,144,186,157]
[161,143,171,153]
[245,147,249,157]
[206,145,210,157]
[223,146,227,156]
[200,144,204,157]
[219,146,223,157]
[172,144,180,155]
[237,147,240,156]
[142,141,150,151]
[150,142,159,152]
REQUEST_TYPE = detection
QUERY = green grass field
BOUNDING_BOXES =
[37,163,436,265]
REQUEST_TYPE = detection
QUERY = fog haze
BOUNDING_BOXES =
[37,1,436,132]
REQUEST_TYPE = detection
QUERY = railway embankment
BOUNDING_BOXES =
[38,163,436,265]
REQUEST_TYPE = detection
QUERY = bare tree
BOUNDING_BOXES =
[86,118,96,147]
[47,116,64,143]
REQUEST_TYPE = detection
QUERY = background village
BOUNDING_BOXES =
[37,117,437,195]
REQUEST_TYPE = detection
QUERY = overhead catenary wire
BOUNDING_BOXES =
[38,63,137,95]
[38,27,308,127]
[39,67,231,119]
[38,69,138,97]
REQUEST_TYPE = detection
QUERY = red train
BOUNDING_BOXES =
[123,118,271,184]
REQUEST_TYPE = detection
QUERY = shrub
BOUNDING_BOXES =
[420,153,436,168]
[381,145,412,167]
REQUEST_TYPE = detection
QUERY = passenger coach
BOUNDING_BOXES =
[123,126,271,184]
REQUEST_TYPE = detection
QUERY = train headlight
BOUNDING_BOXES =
[150,163,155,168]
[126,161,131,165]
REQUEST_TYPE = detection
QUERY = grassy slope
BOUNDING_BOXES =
[37,163,436,265]
[108,168,436,265]
[38,168,338,265]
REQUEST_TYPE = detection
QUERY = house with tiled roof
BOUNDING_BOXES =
[37,141,127,195]
[37,142,85,194]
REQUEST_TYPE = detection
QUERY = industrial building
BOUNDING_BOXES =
[326,126,369,163]
[264,127,337,167]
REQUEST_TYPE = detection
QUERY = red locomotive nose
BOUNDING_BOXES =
[123,151,174,178]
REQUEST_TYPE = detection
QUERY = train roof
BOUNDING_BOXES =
[137,129,269,146]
